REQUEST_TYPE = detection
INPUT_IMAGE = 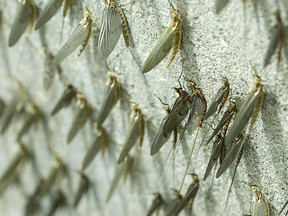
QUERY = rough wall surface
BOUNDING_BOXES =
[0,0,287,216]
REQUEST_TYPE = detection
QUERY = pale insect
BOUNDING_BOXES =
[98,0,130,58]
[150,88,193,155]
[146,192,164,216]
[168,174,199,216]
[51,9,92,67]
[215,0,230,14]
[73,172,91,207]
[117,103,145,163]
[47,189,67,216]
[216,75,264,178]
[43,50,62,90]
[205,77,230,120]
[165,189,183,215]
[67,94,93,144]
[96,72,121,129]
[250,185,270,216]
[142,6,182,73]
[81,128,108,170]
[51,84,77,116]
[264,10,285,67]
[8,0,38,46]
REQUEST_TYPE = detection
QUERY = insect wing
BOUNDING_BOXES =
[215,0,230,14]
[98,6,122,58]
[142,26,175,73]
[74,173,90,207]
[187,95,206,135]
[106,163,125,202]
[34,0,64,30]
[146,193,164,216]
[1,94,18,134]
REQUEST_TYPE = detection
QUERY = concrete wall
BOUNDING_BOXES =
[0,0,287,215]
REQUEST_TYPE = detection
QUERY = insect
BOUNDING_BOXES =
[146,192,164,216]
[0,97,5,117]
[47,189,67,216]
[216,74,264,178]
[165,189,183,215]
[215,0,230,14]
[34,0,71,30]
[249,185,270,216]
[142,4,182,73]
[67,94,93,144]
[25,178,44,216]
[117,103,145,163]
[81,128,108,170]
[8,0,38,46]
[264,10,285,67]
[169,174,199,216]
[96,72,121,129]
[51,8,92,66]
[98,0,130,58]
[278,200,288,216]
[43,50,62,90]
[74,172,91,207]
[150,87,193,155]
[205,77,230,120]
[51,84,77,116]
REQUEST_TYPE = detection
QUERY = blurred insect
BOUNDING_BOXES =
[25,178,44,216]
[0,143,31,195]
[216,75,264,178]
[67,94,93,144]
[47,189,67,216]
[168,174,199,216]
[34,0,71,30]
[51,8,92,66]
[81,128,108,170]
[249,185,270,216]
[142,3,182,73]
[0,97,5,117]
[8,0,38,46]
[74,172,91,207]
[43,50,62,90]
[146,192,164,216]
[278,200,288,216]
[51,84,77,116]
[150,88,193,155]
[117,103,145,163]
[165,189,183,215]
[215,0,230,14]
[98,0,130,58]
[96,72,121,129]
[264,10,285,67]
[205,77,230,120]
[106,156,134,202]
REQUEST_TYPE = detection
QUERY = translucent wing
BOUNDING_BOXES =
[34,0,64,30]
[142,26,175,73]
[98,6,122,58]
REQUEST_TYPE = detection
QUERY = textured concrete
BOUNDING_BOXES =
[0,0,287,215]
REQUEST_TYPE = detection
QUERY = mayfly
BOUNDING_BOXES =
[169,174,199,216]
[96,72,121,129]
[249,185,270,216]
[216,75,264,178]
[142,5,182,73]
[278,200,288,216]
[67,94,93,144]
[8,0,38,46]
[34,0,71,30]
[51,8,92,67]
[73,172,91,207]
[117,104,145,163]
[264,10,285,67]
[81,128,108,170]
[150,88,193,155]
[51,84,77,116]
[205,77,230,120]
[146,192,164,216]
[215,0,230,14]
[98,0,130,58]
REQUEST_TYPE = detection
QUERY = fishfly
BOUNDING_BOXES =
[81,128,108,171]
[98,0,130,58]
[117,104,145,163]
[96,72,121,129]
[150,88,193,155]
[169,174,199,216]
[216,75,264,178]
[264,10,285,67]
[8,0,38,46]
[205,77,230,120]
[142,6,182,73]
[51,8,92,67]
[34,0,71,30]
[51,84,77,116]
[67,94,93,144]
[215,0,230,14]
[73,172,91,207]
[250,185,270,216]
[147,192,164,216]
